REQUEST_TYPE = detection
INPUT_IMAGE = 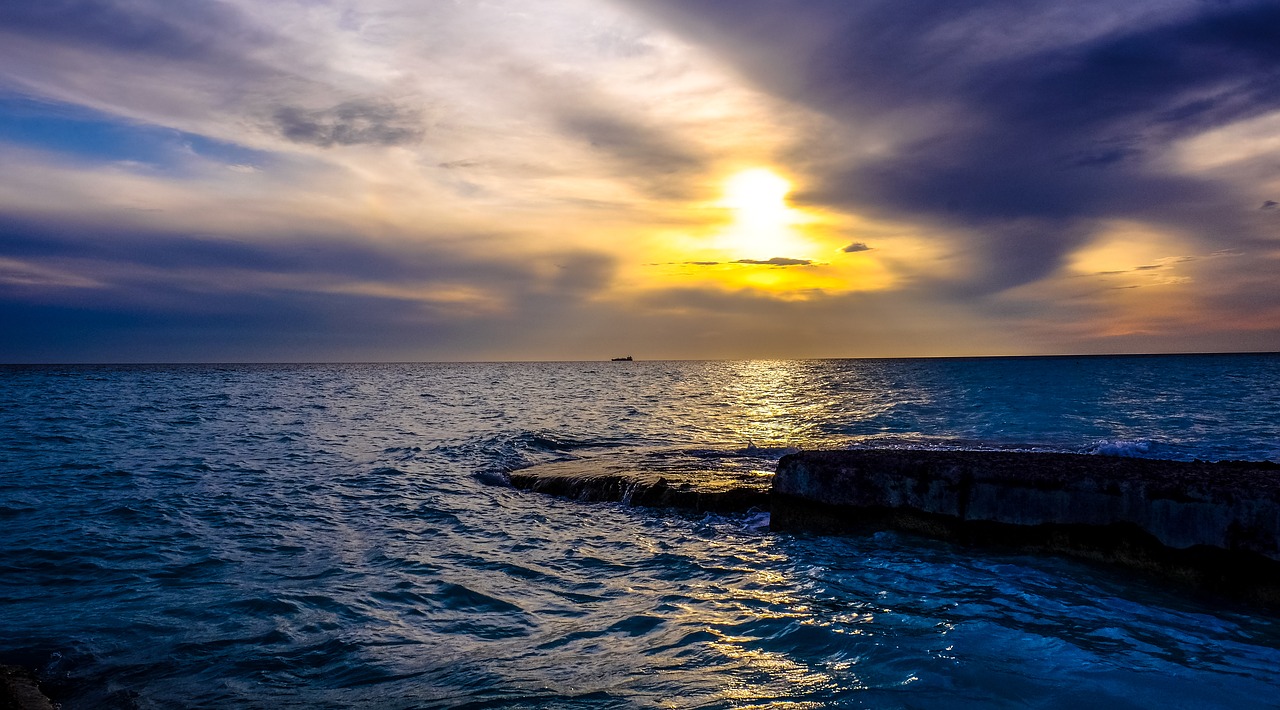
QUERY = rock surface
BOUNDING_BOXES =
[772,449,1280,602]
[508,448,772,512]
[0,666,54,710]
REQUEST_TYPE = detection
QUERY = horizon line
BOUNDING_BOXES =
[3,350,1278,367]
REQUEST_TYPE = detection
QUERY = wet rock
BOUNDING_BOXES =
[0,665,55,710]
[772,450,1280,603]
[509,449,772,513]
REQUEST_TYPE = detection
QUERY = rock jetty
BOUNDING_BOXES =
[508,447,1280,602]
[773,450,1280,603]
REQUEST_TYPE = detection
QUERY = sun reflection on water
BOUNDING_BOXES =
[715,360,845,448]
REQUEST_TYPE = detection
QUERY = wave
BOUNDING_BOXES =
[1085,439,1155,457]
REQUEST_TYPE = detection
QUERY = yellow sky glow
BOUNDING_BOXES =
[612,167,897,299]
[716,168,810,260]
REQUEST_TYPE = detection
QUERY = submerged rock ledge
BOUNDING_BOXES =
[508,454,771,513]
[774,450,1280,603]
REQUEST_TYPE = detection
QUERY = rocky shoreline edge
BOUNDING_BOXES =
[0,665,55,710]
[510,449,1280,604]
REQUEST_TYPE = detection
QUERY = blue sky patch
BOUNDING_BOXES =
[0,94,268,172]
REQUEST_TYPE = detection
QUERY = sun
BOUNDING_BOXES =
[718,168,806,259]
[643,166,895,295]
[723,168,792,220]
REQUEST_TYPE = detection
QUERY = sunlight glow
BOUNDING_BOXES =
[631,167,897,300]
[1068,223,1191,282]
[718,168,807,260]
[723,169,792,222]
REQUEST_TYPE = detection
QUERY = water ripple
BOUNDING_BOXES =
[0,358,1278,708]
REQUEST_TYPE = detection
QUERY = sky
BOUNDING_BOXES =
[1,0,1278,362]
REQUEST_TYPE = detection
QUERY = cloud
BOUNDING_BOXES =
[0,210,625,361]
[2,0,1279,360]
[0,0,267,63]
[272,100,424,148]
[623,0,1280,293]
[12,215,612,289]
[533,68,710,200]
[0,211,614,303]
[438,159,481,170]
[672,258,814,267]
[734,257,813,266]
[0,257,100,289]
[559,110,700,179]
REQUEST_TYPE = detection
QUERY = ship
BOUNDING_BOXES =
[610,356,633,361]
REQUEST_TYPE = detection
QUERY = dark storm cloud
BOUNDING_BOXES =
[623,0,1280,291]
[273,101,425,148]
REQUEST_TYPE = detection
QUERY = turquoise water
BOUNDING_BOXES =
[1,355,1278,708]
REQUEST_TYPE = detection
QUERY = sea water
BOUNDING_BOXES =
[1,355,1279,708]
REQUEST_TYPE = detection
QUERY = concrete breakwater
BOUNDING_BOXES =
[511,448,1280,603]
[773,450,1280,603]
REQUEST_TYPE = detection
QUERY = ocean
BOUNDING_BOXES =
[2,354,1279,708]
